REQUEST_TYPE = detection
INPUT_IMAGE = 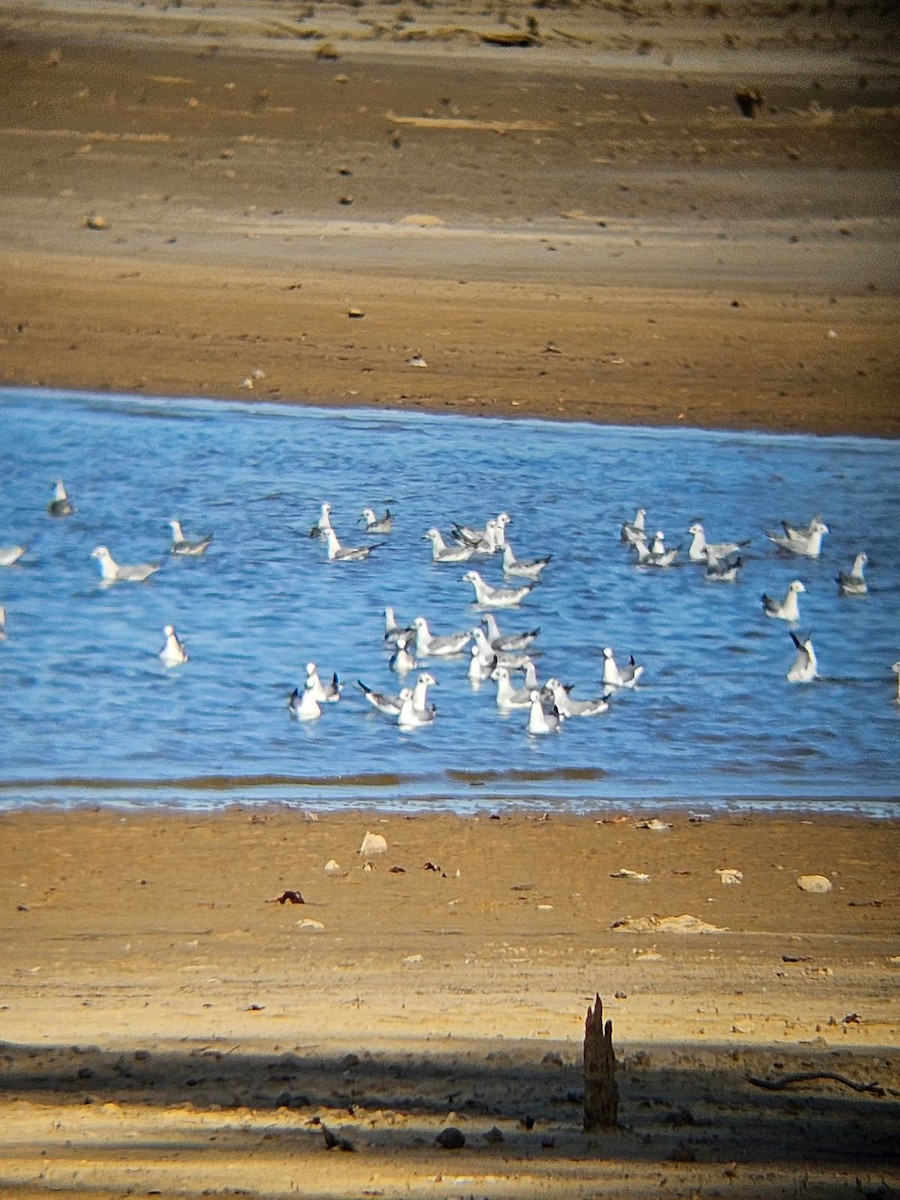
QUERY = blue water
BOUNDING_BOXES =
[0,388,897,815]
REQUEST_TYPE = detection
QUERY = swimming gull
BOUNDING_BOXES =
[467,644,498,684]
[423,528,475,563]
[159,623,189,667]
[461,569,532,608]
[358,671,436,716]
[306,661,342,702]
[501,541,551,580]
[389,633,417,675]
[0,545,27,568]
[787,631,818,683]
[471,626,533,670]
[91,546,160,583]
[323,527,379,561]
[761,579,805,621]
[288,681,322,720]
[397,686,435,729]
[452,512,510,553]
[0,605,6,640]
[411,615,471,658]
[481,612,539,652]
[309,501,333,539]
[620,506,648,546]
[168,519,213,556]
[632,533,679,568]
[360,507,393,534]
[836,552,868,596]
[705,553,745,583]
[892,661,900,702]
[545,678,610,717]
[383,605,414,645]
[601,646,644,690]
[527,689,563,735]
[686,522,751,564]
[48,479,75,517]
[765,518,829,558]
[491,665,535,710]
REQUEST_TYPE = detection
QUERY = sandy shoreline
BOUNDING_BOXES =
[1,2,898,436]
[0,2,898,1194]
[1,806,897,1197]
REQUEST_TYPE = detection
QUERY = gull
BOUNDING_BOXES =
[468,644,498,684]
[323,527,378,561]
[491,665,535,711]
[384,605,413,645]
[309,501,333,539]
[686,522,750,564]
[620,506,648,546]
[482,612,539,653]
[411,615,471,658]
[461,569,532,608]
[836,552,868,596]
[48,479,74,517]
[471,626,532,670]
[358,671,436,716]
[781,514,823,544]
[288,681,321,721]
[601,646,644,690]
[0,545,27,567]
[787,631,817,683]
[360,507,393,534]
[423,528,475,563]
[452,512,510,552]
[502,542,551,580]
[892,661,900,703]
[527,689,563,735]
[545,678,610,718]
[0,605,6,640]
[390,633,417,675]
[761,579,805,621]
[397,686,435,729]
[159,623,188,667]
[306,661,342,702]
[765,518,829,558]
[168,519,213,556]
[91,545,160,583]
[705,553,744,583]
[632,533,679,568]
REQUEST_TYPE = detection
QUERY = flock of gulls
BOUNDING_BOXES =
[2,481,898,739]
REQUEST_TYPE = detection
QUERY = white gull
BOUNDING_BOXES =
[91,545,160,583]
[397,686,435,729]
[686,522,750,564]
[411,615,471,658]
[602,646,644,690]
[306,661,342,702]
[765,518,828,558]
[323,527,379,561]
[0,545,27,568]
[360,507,393,534]
[527,689,563,735]
[620,506,648,546]
[491,665,534,710]
[423,527,475,563]
[288,681,321,720]
[168,519,213,556]
[502,541,551,580]
[787,632,818,683]
[159,623,189,667]
[389,633,417,675]
[761,579,805,621]
[545,678,609,717]
[358,671,437,716]
[461,569,532,608]
[836,552,868,596]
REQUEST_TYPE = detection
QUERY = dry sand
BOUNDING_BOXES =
[0,2,898,1196]
[1,807,898,1198]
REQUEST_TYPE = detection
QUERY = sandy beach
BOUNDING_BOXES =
[0,1,898,1195]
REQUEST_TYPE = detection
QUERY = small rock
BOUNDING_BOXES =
[84,213,108,230]
[484,1125,504,1143]
[797,874,833,894]
[716,868,743,886]
[296,918,325,932]
[435,1126,465,1149]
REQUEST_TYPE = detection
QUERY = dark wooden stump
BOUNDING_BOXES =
[583,992,618,1131]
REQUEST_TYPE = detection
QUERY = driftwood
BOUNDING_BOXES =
[748,1072,888,1096]
[583,993,618,1130]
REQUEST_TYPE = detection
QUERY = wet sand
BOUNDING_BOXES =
[0,2,898,1196]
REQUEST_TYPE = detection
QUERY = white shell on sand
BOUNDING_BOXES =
[797,874,833,893]
[296,918,325,932]
[715,868,744,886]
[359,831,388,857]
[324,859,343,874]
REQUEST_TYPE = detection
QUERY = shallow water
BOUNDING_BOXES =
[0,388,897,815]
